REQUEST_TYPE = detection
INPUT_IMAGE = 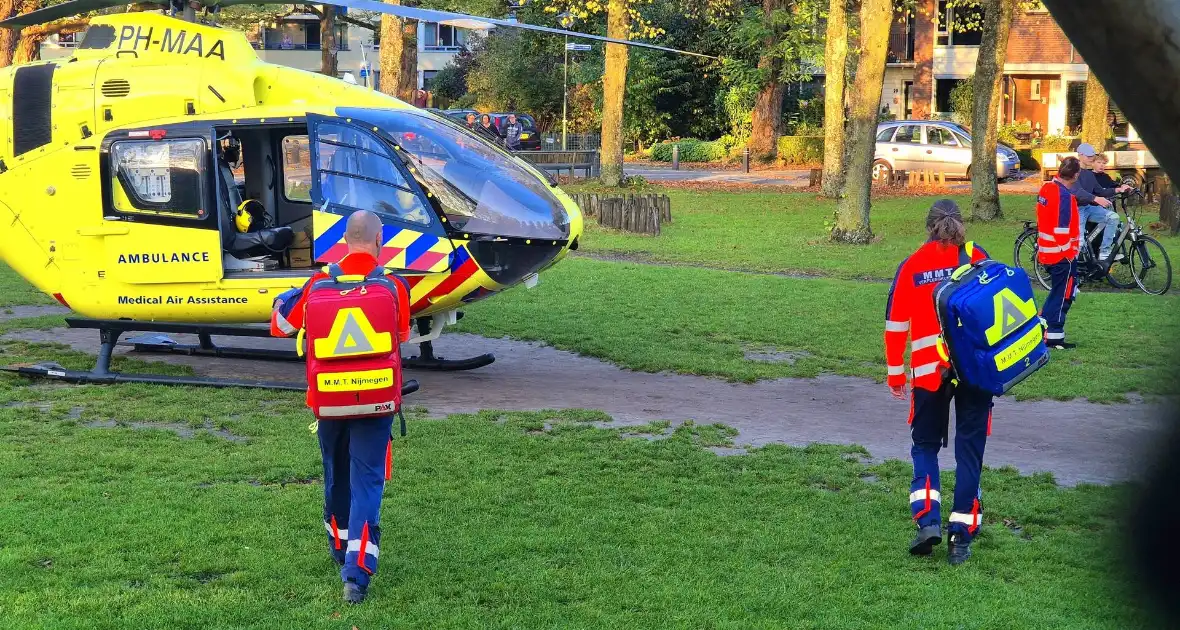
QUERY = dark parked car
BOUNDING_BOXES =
[488,113,541,151]
[443,109,480,125]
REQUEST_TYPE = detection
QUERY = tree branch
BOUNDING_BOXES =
[19,17,89,39]
[336,13,377,31]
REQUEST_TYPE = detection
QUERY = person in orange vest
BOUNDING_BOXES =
[1037,156,1082,349]
[271,210,412,603]
[885,200,992,565]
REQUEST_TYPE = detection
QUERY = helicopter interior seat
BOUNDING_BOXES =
[217,141,293,265]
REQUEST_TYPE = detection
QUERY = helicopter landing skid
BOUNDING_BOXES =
[120,333,303,362]
[0,318,311,391]
[401,340,495,372]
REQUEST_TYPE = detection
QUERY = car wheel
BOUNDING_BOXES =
[871,160,893,183]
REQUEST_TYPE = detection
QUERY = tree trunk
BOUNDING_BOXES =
[398,20,416,100]
[748,0,786,160]
[599,0,630,187]
[321,6,338,77]
[911,0,936,119]
[969,0,1016,221]
[830,0,891,244]
[0,0,17,68]
[820,0,849,197]
[13,29,38,63]
[1080,71,1110,151]
[378,12,403,96]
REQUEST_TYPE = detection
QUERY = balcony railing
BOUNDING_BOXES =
[422,44,463,52]
[252,43,351,51]
[887,28,914,63]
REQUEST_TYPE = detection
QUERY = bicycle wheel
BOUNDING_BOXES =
[1131,235,1173,295]
[1013,229,1051,291]
[1105,239,1138,289]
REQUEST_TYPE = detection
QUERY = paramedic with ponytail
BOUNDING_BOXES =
[270,210,412,604]
[885,200,992,566]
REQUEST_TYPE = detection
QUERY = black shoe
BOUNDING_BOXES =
[947,532,972,566]
[1046,340,1077,350]
[909,524,942,556]
[343,582,368,604]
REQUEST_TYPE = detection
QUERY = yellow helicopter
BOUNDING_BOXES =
[0,0,710,389]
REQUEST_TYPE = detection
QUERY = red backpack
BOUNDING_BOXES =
[299,265,404,419]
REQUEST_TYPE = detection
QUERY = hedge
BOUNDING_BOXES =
[1017,149,1040,171]
[1017,136,1078,171]
[649,139,729,163]
[777,136,824,165]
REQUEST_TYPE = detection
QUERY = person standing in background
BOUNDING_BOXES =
[502,114,524,152]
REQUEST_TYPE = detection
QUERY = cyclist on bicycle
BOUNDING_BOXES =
[1072,144,1132,267]
[1038,156,1082,350]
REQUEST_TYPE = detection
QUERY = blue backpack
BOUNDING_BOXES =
[933,245,1049,396]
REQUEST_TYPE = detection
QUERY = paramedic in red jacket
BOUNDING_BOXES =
[270,210,412,604]
[885,200,992,566]
[1037,156,1082,350]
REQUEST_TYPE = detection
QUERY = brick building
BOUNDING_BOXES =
[874,1,1135,140]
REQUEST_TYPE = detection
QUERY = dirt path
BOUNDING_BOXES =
[6,327,1163,486]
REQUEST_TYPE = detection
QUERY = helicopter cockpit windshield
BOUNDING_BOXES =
[339,108,571,242]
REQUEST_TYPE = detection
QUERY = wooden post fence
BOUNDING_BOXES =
[569,193,671,236]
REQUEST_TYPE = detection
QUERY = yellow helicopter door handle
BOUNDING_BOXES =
[77,226,130,236]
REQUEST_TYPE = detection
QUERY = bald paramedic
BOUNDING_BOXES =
[271,210,412,604]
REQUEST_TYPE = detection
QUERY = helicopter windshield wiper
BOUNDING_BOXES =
[387,138,480,226]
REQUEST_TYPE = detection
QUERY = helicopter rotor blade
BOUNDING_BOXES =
[215,0,718,59]
[2,0,718,60]
[0,0,147,28]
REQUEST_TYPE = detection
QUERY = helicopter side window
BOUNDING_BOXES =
[282,135,312,202]
[110,139,207,219]
[312,123,431,226]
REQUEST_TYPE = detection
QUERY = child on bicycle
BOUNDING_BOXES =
[1093,154,1120,189]
[1037,156,1082,350]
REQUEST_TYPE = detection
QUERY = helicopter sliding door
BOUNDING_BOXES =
[99,128,223,286]
[306,114,454,273]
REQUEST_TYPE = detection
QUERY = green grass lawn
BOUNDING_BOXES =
[457,257,1180,402]
[0,345,1156,629]
[0,188,1167,627]
[569,188,1178,281]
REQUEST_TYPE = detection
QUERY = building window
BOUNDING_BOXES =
[423,22,459,50]
[1029,79,1042,101]
[57,32,78,47]
[1065,80,1086,133]
[936,1,949,45]
[937,1,983,46]
[422,70,439,90]
[263,19,348,51]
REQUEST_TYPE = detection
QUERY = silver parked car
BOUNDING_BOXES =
[872,120,1021,182]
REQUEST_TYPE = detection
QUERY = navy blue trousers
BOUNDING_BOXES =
[1043,259,1077,342]
[909,380,993,541]
[318,415,393,588]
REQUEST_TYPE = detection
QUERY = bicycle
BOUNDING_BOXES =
[1014,188,1172,295]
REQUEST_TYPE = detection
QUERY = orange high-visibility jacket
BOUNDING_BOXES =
[885,240,989,392]
[1036,179,1080,265]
